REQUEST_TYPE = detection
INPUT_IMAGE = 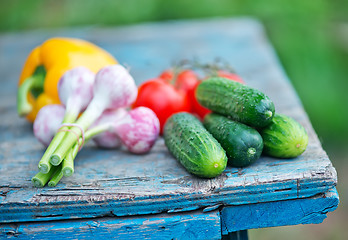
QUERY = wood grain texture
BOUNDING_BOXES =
[221,188,339,235]
[0,210,221,240]
[0,18,337,223]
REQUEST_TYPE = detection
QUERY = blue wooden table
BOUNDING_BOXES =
[0,18,339,239]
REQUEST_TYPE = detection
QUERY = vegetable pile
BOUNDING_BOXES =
[130,60,308,179]
[133,61,244,134]
[31,65,160,187]
[18,39,309,185]
[162,77,308,178]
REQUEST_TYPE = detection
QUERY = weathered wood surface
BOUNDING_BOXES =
[0,18,337,223]
[221,188,339,234]
[0,190,338,239]
[0,210,221,240]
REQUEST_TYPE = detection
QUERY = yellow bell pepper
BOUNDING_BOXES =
[17,37,117,122]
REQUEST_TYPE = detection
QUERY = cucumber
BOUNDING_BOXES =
[196,77,275,128]
[204,113,263,167]
[259,114,308,158]
[163,112,227,178]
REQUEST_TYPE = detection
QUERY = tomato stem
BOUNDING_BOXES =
[170,59,192,87]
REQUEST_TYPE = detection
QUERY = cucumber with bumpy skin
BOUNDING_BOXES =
[196,77,275,128]
[260,114,308,158]
[163,112,227,178]
[204,113,263,167]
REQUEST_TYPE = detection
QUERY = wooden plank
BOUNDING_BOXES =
[0,18,337,223]
[0,210,221,240]
[220,188,339,234]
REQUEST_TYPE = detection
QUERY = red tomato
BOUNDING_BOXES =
[191,81,211,120]
[159,68,199,101]
[175,70,200,93]
[159,69,201,118]
[158,70,173,82]
[156,68,244,121]
[217,70,244,84]
[133,79,191,135]
[159,69,199,92]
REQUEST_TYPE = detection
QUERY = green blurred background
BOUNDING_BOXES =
[1,0,347,239]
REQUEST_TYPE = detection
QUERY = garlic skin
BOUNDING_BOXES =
[93,65,138,111]
[115,107,160,154]
[91,107,160,154]
[58,66,95,115]
[33,104,65,147]
[92,108,128,149]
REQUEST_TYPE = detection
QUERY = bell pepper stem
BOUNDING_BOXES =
[17,66,46,117]
[17,76,36,116]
